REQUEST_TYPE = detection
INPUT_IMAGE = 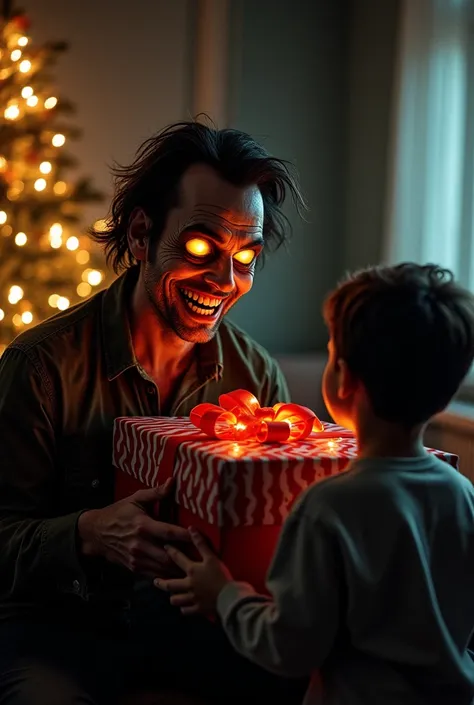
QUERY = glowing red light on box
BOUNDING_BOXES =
[190,389,323,443]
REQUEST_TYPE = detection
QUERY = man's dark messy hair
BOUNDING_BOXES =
[323,263,474,426]
[90,118,307,273]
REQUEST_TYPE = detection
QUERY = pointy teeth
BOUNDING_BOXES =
[180,288,220,308]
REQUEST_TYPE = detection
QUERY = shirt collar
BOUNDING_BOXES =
[101,266,224,383]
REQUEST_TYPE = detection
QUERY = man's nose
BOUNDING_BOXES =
[204,257,235,293]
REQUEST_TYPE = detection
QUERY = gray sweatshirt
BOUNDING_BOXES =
[217,455,474,704]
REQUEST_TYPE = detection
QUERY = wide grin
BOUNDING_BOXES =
[179,288,223,317]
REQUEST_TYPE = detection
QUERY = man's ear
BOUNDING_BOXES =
[336,358,357,400]
[127,207,152,262]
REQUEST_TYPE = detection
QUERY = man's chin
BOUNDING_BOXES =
[167,298,226,343]
[174,319,222,344]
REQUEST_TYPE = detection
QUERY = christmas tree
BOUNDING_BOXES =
[0,6,109,354]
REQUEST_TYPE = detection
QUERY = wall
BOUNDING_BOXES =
[20,0,194,227]
[343,0,400,272]
[227,0,348,353]
[18,0,399,359]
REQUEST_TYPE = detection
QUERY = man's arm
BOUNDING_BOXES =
[0,347,90,599]
[216,504,341,677]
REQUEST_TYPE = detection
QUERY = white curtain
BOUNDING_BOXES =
[384,0,474,286]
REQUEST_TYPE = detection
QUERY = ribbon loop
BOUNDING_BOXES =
[190,390,323,443]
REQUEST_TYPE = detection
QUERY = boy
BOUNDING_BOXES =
[155,263,474,704]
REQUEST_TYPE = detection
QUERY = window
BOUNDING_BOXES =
[384,0,474,290]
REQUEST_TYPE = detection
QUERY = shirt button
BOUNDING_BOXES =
[147,385,156,395]
[72,580,81,594]
[91,478,100,489]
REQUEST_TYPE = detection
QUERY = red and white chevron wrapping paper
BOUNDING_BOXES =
[113,416,458,528]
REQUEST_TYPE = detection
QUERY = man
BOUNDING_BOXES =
[0,121,307,704]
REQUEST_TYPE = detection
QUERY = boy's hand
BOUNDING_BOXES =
[154,527,233,615]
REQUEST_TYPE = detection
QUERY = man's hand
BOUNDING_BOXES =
[154,527,233,615]
[77,479,190,578]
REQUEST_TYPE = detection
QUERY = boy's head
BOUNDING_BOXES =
[322,263,474,431]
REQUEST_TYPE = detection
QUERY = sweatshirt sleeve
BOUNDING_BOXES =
[217,504,341,677]
[0,347,90,601]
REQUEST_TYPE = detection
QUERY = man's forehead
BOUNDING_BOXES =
[178,164,263,225]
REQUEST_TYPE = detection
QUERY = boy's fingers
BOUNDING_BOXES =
[189,527,214,558]
[154,577,190,593]
[164,543,193,571]
[170,592,196,608]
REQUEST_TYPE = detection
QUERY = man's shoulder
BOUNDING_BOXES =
[219,318,278,369]
[7,289,105,359]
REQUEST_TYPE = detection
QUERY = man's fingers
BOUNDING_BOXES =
[189,527,214,558]
[132,478,174,505]
[159,477,174,496]
[181,605,200,616]
[143,517,191,544]
[127,542,184,578]
[128,551,172,577]
[138,543,170,565]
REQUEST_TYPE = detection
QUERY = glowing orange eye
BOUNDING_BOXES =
[185,238,212,257]
[233,249,256,265]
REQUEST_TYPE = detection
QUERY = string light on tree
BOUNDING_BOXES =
[53,180,67,195]
[52,133,65,147]
[48,294,60,308]
[76,250,90,264]
[8,285,23,304]
[57,296,70,311]
[0,8,109,353]
[66,236,79,251]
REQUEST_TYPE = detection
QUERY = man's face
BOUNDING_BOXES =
[143,164,265,343]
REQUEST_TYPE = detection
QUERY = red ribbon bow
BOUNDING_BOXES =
[190,389,324,443]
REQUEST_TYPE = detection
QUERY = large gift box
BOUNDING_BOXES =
[113,393,458,592]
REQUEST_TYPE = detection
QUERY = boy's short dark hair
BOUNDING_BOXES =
[323,263,474,426]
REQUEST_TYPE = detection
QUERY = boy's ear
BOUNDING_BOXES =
[127,207,152,261]
[337,358,357,400]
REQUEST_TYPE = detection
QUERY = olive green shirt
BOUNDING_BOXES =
[0,266,289,623]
